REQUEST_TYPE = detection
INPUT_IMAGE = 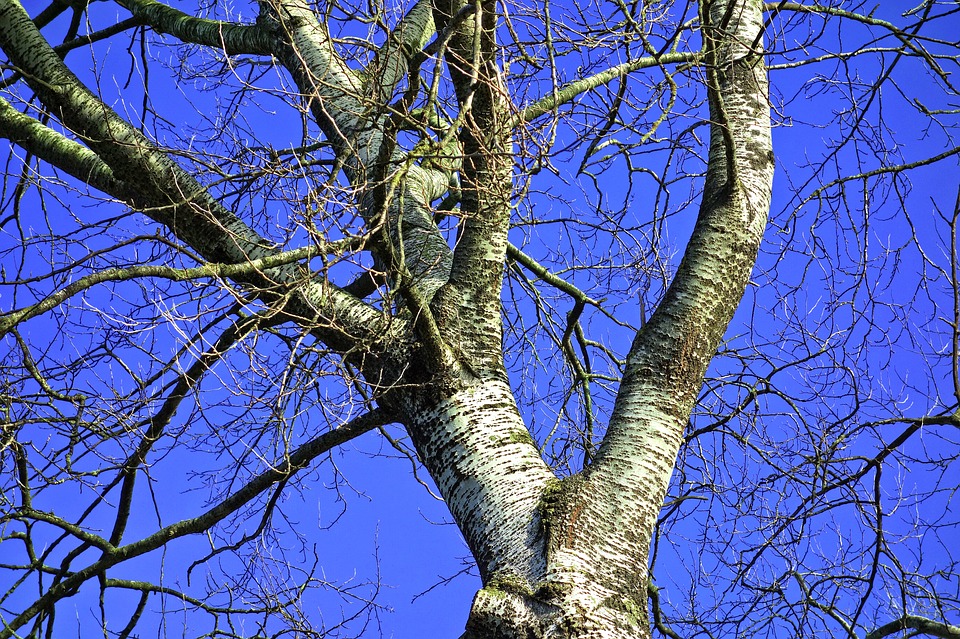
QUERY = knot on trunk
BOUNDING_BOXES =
[462,576,647,639]
[462,582,557,639]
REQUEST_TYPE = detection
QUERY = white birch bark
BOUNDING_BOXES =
[400,377,555,582]
[429,0,515,373]
[262,0,454,298]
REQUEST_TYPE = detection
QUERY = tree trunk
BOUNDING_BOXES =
[452,0,774,636]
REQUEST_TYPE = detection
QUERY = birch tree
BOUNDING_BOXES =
[0,0,958,638]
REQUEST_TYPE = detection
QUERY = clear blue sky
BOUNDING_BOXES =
[1,1,959,637]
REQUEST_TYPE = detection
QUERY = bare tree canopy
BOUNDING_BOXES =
[0,0,958,637]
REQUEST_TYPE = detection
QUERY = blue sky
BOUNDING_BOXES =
[1,0,959,637]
